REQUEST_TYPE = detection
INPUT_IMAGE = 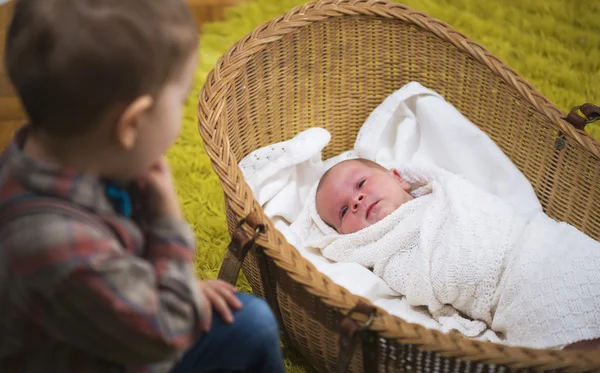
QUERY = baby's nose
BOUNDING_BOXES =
[352,194,365,212]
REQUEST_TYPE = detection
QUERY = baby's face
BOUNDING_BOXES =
[316,161,414,234]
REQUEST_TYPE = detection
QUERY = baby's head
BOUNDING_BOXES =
[315,159,414,234]
[5,0,198,182]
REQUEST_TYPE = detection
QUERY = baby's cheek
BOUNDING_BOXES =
[345,219,365,234]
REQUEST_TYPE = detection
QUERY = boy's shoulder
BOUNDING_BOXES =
[0,173,100,235]
[0,152,106,234]
[0,139,143,255]
[0,167,132,268]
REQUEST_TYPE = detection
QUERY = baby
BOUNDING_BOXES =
[316,158,417,234]
[312,158,600,351]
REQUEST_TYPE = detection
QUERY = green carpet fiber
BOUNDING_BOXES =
[169,1,599,371]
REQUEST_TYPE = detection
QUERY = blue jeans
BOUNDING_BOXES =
[170,293,285,373]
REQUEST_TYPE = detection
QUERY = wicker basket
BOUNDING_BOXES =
[197,1,600,372]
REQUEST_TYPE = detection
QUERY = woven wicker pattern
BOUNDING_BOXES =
[198,1,600,371]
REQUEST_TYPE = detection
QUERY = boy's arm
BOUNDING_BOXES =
[3,212,206,365]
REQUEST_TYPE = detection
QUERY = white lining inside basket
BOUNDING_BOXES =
[238,81,542,339]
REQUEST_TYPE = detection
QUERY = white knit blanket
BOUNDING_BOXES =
[291,163,600,349]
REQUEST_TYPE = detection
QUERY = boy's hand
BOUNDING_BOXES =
[198,280,243,332]
[141,157,182,219]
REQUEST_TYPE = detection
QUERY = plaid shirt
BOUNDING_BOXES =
[0,127,206,373]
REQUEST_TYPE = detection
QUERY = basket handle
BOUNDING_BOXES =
[565,103,600,130]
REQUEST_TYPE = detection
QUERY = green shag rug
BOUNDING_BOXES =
[169,1,599,371]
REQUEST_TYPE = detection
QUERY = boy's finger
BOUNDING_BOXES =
[206,289,234,324]
[199,287,213,332]
[155,157,171,172]
[200,296,212,332]
[148,161,162,172]
[215,279,237,292]
[216,286,242,310]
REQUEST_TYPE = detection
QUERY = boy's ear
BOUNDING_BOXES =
[390,168,411,191]
[115,96,153,151]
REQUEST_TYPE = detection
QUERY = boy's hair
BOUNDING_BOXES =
[5,0,198,137]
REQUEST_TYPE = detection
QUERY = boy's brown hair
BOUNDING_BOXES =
[5,0,198,137]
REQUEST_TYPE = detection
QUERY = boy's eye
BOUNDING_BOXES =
[341,206,348,218]
[358,180,365,188]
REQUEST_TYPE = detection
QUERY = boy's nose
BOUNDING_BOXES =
[351,194,364,212]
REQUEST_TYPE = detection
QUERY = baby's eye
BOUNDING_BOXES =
[341,206,348,218]
[358,180,365,188]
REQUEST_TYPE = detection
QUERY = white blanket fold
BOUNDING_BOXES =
[291,164,600,349]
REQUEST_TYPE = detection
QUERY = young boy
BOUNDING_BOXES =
[0,0,285,372]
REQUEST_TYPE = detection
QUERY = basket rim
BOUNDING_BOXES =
[197,0,600,370]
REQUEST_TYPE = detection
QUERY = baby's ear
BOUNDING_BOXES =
[390,169,411,191]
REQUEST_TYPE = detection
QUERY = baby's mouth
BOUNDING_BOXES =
[366,201,379,219]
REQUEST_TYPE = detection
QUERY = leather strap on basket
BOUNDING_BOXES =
[217,211,264,285]
[565,103,600,130]
[217,211,291,345]
[337,302,378,373]
[255,244,292,345]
